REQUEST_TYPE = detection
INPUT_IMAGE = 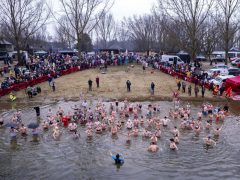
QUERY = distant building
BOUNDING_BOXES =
[0,40,14,60]
[0,40,13,52]
[99,44,124,55]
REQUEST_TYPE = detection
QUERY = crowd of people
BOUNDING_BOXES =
[1,52,233,97]
[0,96,231,154]
[0,53,139,97]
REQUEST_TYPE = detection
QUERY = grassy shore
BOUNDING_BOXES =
[0,64,227,104]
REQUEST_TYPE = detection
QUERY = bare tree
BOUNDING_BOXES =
[116,20,130,49]
[96,12,116,48]
[126,14,158,52]
[0,0,50,65]
[200,14,220,61]
[58,0,113,57]
[216,0,240,64]
[158,0,214,60]
[55,16,75,48]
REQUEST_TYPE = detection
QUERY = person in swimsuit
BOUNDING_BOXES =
[203,136,216,146]
[148,142,159,152]
[170,138,178,150]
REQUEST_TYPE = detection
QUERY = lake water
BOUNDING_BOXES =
[0,100,240,180]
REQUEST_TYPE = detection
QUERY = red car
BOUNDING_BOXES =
[237,62,240,68]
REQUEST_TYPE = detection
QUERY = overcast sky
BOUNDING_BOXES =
[49,0,157,37]
[110,0,157,21]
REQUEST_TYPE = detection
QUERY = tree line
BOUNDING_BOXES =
[0,0,240,65]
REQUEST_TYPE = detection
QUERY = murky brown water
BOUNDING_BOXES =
[0,100,240,180]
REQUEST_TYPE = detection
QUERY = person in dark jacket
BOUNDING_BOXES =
[126,80,131,92]
[194,86,199,97]
[201,85,205,98]
[177,81,181,91]
[96,76,100,88]
[88,79,93,91]
[188,84,192,96]
[34,107,40,117]
[151,82,155,95]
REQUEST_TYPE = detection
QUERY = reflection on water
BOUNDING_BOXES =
[0,100,240,180]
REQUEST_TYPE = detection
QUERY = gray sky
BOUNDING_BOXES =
[110,0,157,21]
[49,0,157,37]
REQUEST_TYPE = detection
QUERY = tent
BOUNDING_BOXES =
[225,76,240,93]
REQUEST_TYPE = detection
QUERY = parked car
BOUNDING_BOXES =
[207,68,229,77]
[231,58,240,66]
[228,68,240,76]
[212,64,229,69]
[238,63,240,68]
[196,55,207,61]
[211,57,226,62]
[209,75,234,87]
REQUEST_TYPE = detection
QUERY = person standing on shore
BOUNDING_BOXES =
[194,86,199,97]
[126,80,131,92]
[177,81,181,91]
[50,78,56,92]
[143,65,146,73]
[182,81,186,93]
[88,79,93,91]
[201,85,205,98]
[188,84,192,96]
[96,76,100,88]
[151,82,155,95]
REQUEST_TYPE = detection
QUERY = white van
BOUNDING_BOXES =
[207,68,229,77]
[161,55,184,65]
[211,51,240,61]
[9,51,29,62]
[209,75,234,87]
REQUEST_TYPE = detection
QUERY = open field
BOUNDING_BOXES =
[0,64,224,104]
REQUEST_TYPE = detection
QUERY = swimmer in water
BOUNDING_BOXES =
[126,132,132,143]
[170,138,178,150]
[68,122,77,132]
[110,153,124,164]
[126,119,133,129]
[132,127,139,137]
[150,134,158,144]
[10,127,18,141]
[174,134,179,144]
[96,124,103,133]
[171,126,180,136]
[19,124,27,136]
[155,129,161,138]
[205,120,212,130]
[42,120,49,130]
[161,116,170,127]
[143,129,152,138]
[192,124,201,136]
[73,131,80,139]
[53,126,60,140]
[85,128,93,138]
[111,125,118,135]
[212,126,222,136]
[203,136,216,146]
[148,142,159,152]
